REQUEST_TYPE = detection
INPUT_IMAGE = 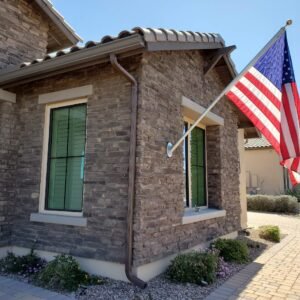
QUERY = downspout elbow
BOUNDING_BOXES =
[109,53,147,289]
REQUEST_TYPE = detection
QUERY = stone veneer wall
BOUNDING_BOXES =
[0,0,49,70]
[0,102,17,246]
[133,51,241,266]
[6,57,140,263]
[0,0,49,248]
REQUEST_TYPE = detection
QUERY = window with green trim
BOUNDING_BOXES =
[183,122,207,208]
[46,104,87,212]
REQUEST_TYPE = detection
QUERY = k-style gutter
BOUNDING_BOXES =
[0,35,145,88]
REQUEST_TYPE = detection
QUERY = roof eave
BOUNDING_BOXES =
[0,35,145,88]
[34,0,82,50]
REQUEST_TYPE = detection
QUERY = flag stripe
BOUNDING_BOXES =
[226,33,300,186]
[280,106,296,158]
[287,83,300,149]
[248,67,282,101]
[280,126,292,158]
[282,85,299,155]
[245,71,282,110]
[236,81,280,130]
[227,89,280,152]
[229,86,280,141]
[239,77,281,121]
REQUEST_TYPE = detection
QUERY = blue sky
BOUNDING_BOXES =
[52,0,300,82]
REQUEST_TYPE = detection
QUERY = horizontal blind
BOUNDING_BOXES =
[46,104,87,211]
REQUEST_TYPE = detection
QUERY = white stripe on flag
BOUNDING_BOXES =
[240,77,281,121]
[280,101,297,158]
[285,83,300,147]
[248,67,282,101]
[231,86,280,142]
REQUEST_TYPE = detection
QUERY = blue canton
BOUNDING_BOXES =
[254,33,285,91]
[282,34,295,84]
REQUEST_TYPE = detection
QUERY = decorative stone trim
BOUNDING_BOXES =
[182,208,226,225]
[0,231,237,283]
[38,85,93,104]
[182,96,224,126]
[30,213,87,227]
[0,89,16,103]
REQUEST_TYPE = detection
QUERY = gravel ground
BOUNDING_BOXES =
[76,266,243,300]
[75,229,276,300]
[0,229,279,300]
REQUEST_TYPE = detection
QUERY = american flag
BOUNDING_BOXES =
[226,32,300,185]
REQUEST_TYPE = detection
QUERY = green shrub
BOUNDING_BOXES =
[167,251,218,285]
[212,239,249,263]
[286,188,300,202]
[0,250,46,276]
[35,254,103,292]
[247,195,298,214]
[259,225,280,242]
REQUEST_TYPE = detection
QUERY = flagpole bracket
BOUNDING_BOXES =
[167,142,173,158]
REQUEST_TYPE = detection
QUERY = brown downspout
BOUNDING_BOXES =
[109,54,147,289]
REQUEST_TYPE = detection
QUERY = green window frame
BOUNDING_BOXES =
[183,122,207,208]
[45,103,87,212]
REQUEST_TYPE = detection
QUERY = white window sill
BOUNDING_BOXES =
[30,213,87,227]
[182,208,226,225]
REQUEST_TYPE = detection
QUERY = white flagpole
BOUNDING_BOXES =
[167,20,292,158]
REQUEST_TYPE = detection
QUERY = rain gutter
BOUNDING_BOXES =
[110,53,147,289]
[0,34,145,88]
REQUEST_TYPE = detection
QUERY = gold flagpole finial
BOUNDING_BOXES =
[286,19,293,27]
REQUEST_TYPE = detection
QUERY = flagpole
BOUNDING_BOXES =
[166,20,292,158]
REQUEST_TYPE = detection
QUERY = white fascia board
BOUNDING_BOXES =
[0,88,16,103]
[182,96,224,126]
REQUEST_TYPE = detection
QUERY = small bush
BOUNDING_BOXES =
[216,256,231,278]
[35,254,103,292]
[167,251,218,285]
[286,188,300,202]
[0,250,46,276]
[247,195,298,214]
[212,239,249,263]
[259,225,280,242]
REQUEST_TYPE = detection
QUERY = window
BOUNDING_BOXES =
[183,121,207,208]
[45,103,87,212]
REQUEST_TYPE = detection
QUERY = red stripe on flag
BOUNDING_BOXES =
[282,85,300,155]
[226,91,280,153]
[280,126,291,160]
[236,81,280,131]
[291,82,300,120]
[291,157,300,173]
[245,72,281,109]
[291,82,300,125]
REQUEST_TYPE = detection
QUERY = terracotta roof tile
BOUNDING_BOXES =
[19,27,224,68]
[244,137,272,149]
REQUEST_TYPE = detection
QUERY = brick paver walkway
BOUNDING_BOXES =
[0,276,74,300]
[206,212,300,300]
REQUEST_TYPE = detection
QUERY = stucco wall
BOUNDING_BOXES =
[134,51,241,266]
[245,148,284,194]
